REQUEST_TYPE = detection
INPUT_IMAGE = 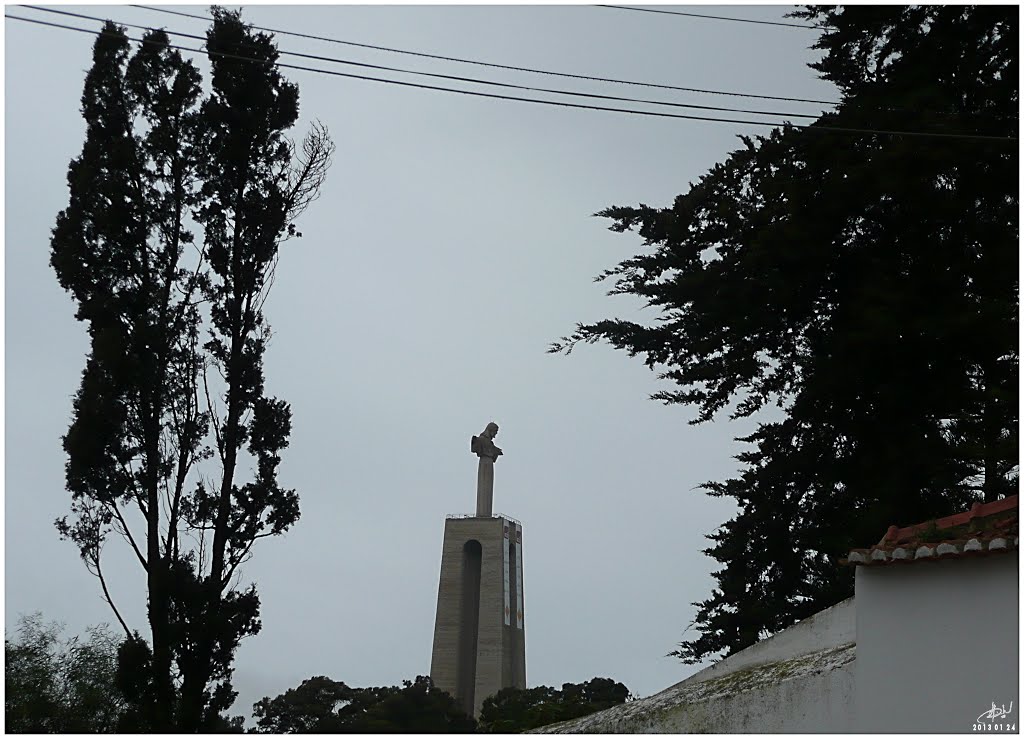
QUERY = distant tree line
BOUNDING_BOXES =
[477,677,632,733]
[6,615,628,733]
[250,675,475,733]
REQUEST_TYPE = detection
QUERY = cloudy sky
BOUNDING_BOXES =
[5,2,838,722]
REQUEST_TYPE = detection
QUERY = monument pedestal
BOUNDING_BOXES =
[429,515,525,718]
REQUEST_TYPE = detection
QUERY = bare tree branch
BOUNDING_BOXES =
[96,548,133,640]
[283,121,335,225]
[203,362,224,464]
[108,500,149,572]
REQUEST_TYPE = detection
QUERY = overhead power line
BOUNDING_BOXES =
[129,3,840,107]
[598,5,825,30]
[4,12,790,128]
[23,5,822,120]
[122,4,1001,126]
[6,13,1017,144]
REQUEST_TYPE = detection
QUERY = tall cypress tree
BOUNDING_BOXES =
[51,11,333,729]
[175,8,333,730]
[552,5,1017,662]
[52,22,206,729]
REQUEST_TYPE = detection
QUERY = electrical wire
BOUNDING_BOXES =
[126,3,1005,126]
[597,5,824,30]
[4,12,789,128]
[129,3,841,107]
[23,5,824,120]
[6,12,1017,143]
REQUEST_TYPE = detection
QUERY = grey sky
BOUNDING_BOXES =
[5,3,838,721]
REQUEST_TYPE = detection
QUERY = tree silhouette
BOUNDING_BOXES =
[552,4,1017,663]
[51,9,333,729]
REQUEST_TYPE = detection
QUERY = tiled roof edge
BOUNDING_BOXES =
[842,535,1019,567]
[878,495,1019,546]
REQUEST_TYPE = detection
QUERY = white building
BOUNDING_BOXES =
[850,495,1018,733]
[535,495,1019,734]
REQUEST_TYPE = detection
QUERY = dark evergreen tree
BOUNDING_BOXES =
[551,5,1017,663]
[51,21,207,729]
[50,10,333,730]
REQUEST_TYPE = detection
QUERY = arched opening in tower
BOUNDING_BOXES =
[457,538,482,717]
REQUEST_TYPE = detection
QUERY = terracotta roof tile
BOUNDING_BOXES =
[841,495,1019,567]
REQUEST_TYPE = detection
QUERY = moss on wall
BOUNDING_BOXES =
[531,643,856,734]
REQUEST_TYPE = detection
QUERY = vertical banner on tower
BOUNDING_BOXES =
[502,521,511,626]
[514,524,524,630]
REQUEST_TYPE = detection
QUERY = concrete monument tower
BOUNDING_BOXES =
[429,422,526,717]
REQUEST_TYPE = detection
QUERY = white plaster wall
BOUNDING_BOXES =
[855,555,1019,734]
[534,643,856,733]
[649,654,856,734]
[534,599,857,734]
[685,597,855,685]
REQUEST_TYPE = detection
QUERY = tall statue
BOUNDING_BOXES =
[471,422,503,517]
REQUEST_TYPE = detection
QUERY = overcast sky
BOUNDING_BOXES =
[5,2,839,722]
